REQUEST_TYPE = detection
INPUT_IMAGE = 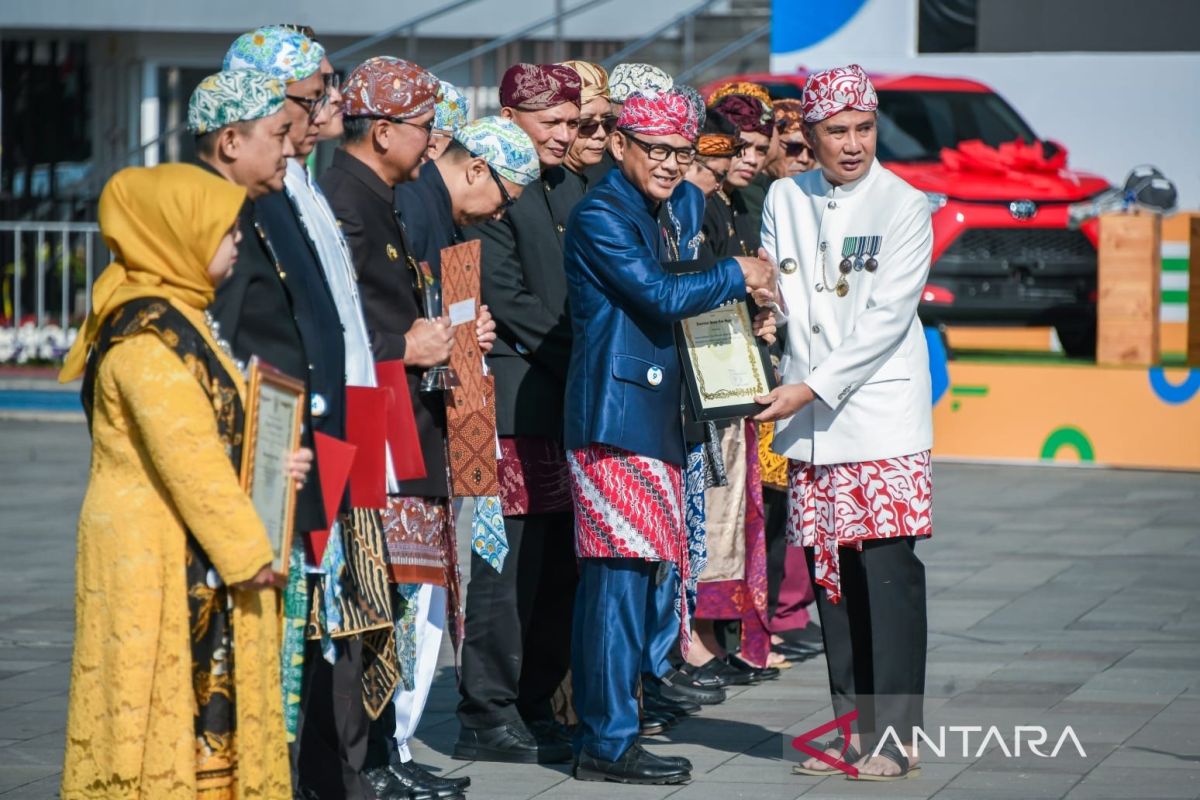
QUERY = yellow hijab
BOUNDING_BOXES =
[59,163,246,381]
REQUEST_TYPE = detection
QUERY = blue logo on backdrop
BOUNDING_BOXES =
[771,0,870,54]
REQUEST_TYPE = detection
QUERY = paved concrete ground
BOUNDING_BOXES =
[1,419,1198,799]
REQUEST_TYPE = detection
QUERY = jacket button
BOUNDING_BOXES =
[555,223,565,233]
[819,241,827,251]
[311,393,328,417]
[828,200,838,209]
[646,366,663,386]
[812,324,821,334]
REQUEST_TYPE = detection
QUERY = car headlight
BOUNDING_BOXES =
[924,192,948,215]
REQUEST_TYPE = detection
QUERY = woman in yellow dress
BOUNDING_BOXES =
[59,163,299,799]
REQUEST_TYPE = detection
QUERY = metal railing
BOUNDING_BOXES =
[0,222,106,330]
[600,0,720,72]
[674,21,770,83]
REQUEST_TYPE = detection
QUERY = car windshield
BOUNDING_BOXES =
[762,83,1038,163]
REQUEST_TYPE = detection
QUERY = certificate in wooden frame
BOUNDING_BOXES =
[676,299,777,422]
[239,358,305,580]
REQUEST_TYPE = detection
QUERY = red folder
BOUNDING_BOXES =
[345,386,389,509]
[309,432,356,564]
[375,360,427,481]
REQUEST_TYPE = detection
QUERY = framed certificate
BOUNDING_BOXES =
[676,299,776,421]
[239,358,305,579]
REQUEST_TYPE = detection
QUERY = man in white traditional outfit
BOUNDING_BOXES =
[755,64,934,783]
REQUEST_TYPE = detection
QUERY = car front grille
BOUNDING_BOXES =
[938,228,1096,273]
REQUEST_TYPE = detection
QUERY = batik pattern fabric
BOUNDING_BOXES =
[454,116,540,186]
[694,420,771,667]
[559,60,609,103]
[499,63,582,109]
[674,84,707,128]
[786,450,933,604]
[609,63,673,103]
[470,495,509,571]
[342,56,439,119]
[617,91,698,140]
[683,445,709,620]
[757,421,789,491]
[568,442,691,647]
[497,435,573,516]
[381,496,451,585]
[393,583,423,691]
[186,69,286,134]
[223,26,323,83]
[280,538,308,741]
[772,98,805,134]
[706,80,771,108]
[801,63,878,123]
[434,81,470,132]
[709,94,774,137]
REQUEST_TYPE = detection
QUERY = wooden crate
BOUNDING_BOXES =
[1097,212,1161,366]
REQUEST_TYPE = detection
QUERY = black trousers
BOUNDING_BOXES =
[296,637,373,799]
[457,511,577,728]
[763,486,789,619]
[806,539,927,740]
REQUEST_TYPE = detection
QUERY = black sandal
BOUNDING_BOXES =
[791,735,861,776]
[849,739,921,781]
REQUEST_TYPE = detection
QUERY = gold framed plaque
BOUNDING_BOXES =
[677,299,776,421]
[239,358,305,579]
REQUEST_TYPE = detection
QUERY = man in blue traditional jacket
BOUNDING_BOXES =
[562,89,776,785]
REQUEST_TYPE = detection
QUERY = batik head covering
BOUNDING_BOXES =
[608,63,673,103]
[559,60,609,104]
[773,98,805,133]
[617,91,698,141]
[710,94,773,138]
[59,164,246,381]
[696,110,741,157]
[342,56,439,120]
[454,116,541,187]
[706,80,771,108]
[674,84,706,129]
[801,64,878,123]
[223,26,323,84]
[434,81,471,132]
[186,69,287,135]
[499,63,582,110]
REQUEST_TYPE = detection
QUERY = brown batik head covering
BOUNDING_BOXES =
[773,98,805,134]
[559,60,609,104]
[341,56,439,119]
[706,80,771,109]
[499,63,582,110]
[710,93,774,139]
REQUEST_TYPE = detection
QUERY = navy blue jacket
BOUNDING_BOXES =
[563,169,745,465]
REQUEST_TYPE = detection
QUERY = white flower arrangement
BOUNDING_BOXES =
[0,322,78,364]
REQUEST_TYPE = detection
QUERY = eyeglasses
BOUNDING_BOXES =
[360,115,435,138]
[783,140,811,158]
[578,115,619,138]
[695,158,728,184]
[622,132,696,165]
[321,71,342,93]
[487,165,515,210]
[286,92,329,122]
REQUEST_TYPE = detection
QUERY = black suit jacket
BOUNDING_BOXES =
[320,149,448,498]
[208,188,326,534]
[393,160,462,278]
[468,165,586,439]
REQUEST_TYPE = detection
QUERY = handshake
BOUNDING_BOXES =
[735,248,780,309]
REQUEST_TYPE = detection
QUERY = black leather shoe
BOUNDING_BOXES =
[727,653,780,682]
[778,622,824,649]
[525,718,576,763]
[688,657,756,686]
[364,765,436,800]
[640,709,674,736]
[574,743,691,784]
[453,722,540,763]
[773,640,821,662]
[654,668,726,705]
[652,753,693,771]
[392,760,469,798]
[644,680,701,718]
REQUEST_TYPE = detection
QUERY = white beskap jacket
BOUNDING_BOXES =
[762,160,934,465]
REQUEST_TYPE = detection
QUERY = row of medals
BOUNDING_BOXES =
[779,237,881,298]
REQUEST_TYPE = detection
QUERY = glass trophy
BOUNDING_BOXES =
[419,279,460,392]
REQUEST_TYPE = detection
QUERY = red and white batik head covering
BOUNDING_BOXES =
[801,64,879,124]
[617,91,698,140]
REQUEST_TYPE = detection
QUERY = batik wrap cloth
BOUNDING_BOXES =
[801,63,879,124]
[609,63,674,103]
[453,116,541,187]
[223,26,323,83]
[709,94,774,138]
[706,80,772,108]
[342,56,439,119]
[187,69,286,134]
[786,450,933,604]
[773,98,806,134]
[559,60,610,104]
[617,91,698,140]
[434,80,470,132]
[499,63,582,110]
[497,435,573,516]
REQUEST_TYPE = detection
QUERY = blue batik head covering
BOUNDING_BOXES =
[674,84,707,130]
[223,26,324,84]
[434,81,471,133]
[453,116,540,187]
[186,69,287,134]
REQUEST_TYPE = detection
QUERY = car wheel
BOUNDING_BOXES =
[1055,314,1097,360]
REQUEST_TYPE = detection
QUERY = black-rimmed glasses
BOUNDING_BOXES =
[487,165,515,210]
[695,158,728,184]
[622,132,697,165]
[286,92,329,122]
[783,140,811,158]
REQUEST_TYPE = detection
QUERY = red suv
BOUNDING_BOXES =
[702,72,1111,357]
